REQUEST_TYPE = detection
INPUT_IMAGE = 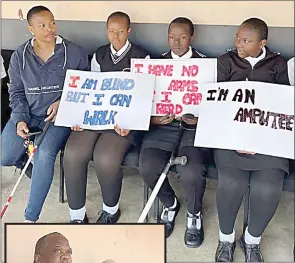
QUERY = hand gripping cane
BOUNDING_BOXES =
[137,117,195,223]
[1,121,51,219]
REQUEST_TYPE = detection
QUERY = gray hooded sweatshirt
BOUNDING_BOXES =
[8,35,90,125]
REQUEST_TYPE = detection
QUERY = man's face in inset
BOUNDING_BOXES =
[35,234,72,263]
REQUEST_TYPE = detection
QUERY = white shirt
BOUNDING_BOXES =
[91,40,150,72]
[288,57,294,86]
[1,55,6,79]
[171,46,193,59]
[244,47,266,68]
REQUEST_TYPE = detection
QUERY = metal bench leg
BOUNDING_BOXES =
[143,183,149,222]
[243,185,250,233]
[154,197,161,222]
[59,150,65,203]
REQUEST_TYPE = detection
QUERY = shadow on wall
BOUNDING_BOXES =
[2,19,294,59]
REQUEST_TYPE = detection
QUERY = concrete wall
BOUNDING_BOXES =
[1,1,294,59]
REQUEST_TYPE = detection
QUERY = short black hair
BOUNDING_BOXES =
[34,232,66,255]
[241,17,268,40]
[107,11,131,28]
[169,17,194,36]
[27,5,52,24]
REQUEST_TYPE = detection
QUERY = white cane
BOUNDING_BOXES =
[137,155,187,223]
[137,114,196,223]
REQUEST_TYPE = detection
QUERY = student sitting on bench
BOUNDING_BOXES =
[138,17,212,248]
[214,17,291,262]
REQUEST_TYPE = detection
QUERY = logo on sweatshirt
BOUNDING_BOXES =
[26,85,61,93]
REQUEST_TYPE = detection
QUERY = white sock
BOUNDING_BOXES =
[245,227,261,245]
[219,229,235,243]
[187,211,202,229]
[161,197,177,221]
[69,206,86,221]
[103,203,119,215]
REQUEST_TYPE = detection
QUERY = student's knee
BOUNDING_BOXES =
[93,149,114,173]
[139,148,162,174]
[35,147,58,164]
[217,168,248,192]
[139,148,166,184]
[64,140,89,166]
[139,149,153,175]
[251,169,284,199]
[1,153,15,166]
[177,146,206,180]
[1,147,25,167]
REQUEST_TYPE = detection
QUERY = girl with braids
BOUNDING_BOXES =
[214,18,291,262]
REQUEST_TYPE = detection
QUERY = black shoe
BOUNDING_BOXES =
[96,209,121,224]
[215,240,236,262]
[159,198,180,238]
[70,214,89,224]
[184,212,204,248]
[240,235,264,262]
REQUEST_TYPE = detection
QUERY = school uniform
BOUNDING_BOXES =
[141,47,207,151]
[139,46,211,246]
[64,40,150,224]
[214,46,291,262]
[90,39,150,145]
[215,46,290,174]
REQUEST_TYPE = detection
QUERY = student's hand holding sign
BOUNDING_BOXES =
[114,124,130,136]
[151,113,175,125]
[71,125,84,132]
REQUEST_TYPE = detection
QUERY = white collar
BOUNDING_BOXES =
[110,40,130,56]
[244,47,266,67]
[30,35,63,46]
[171,46,193,59]
[288,57,294,86]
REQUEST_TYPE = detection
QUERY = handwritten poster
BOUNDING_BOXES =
[131,58,217,116]
[194,81,294,159]
[54,70,155,130]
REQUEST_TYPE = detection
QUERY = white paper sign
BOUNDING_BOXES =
[54,70,155,130]
[131,58,217,116]
[194,81,294,159]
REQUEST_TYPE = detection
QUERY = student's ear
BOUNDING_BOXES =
[127,27,131,35]
[34,254,41,263]
[260,39,267,49]
[28,25,34,36]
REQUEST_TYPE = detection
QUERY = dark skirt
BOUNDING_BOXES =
[141,121,196,152]
[214,149,290,174]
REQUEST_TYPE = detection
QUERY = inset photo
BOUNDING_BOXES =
[5,223,165,263]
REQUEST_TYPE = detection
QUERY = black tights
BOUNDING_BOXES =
[216,166,285,237]
[64,130,131,210]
